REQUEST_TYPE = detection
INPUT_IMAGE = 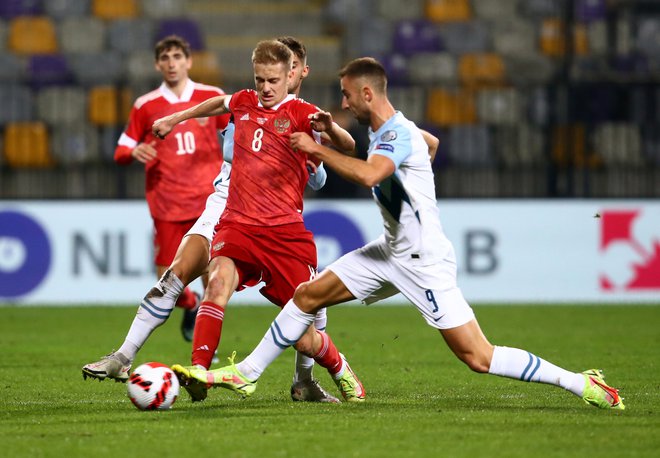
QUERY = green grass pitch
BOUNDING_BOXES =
[1,304,658,457]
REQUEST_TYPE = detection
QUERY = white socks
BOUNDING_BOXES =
[237,300,315,381]
[118,269,184,362]
[489,346,585,396]
[293,308,327,383]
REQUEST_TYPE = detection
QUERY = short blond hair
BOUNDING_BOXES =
[252,40,293,69]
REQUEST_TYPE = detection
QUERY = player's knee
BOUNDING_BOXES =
[204,277,229,308]
[293,282,321,313]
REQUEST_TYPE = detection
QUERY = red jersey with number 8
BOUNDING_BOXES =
[223,89,320,226]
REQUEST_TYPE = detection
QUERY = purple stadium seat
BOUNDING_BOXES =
[0,0,42,19]
[379,53,409,86]
[28,54,72,88]
[575,0,606,23]
[611,53,649,76]
[155,19,204,50]
[392,19,442,56]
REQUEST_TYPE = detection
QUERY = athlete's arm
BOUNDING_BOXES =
[420,129,439,162]
[291,132,394,188]
[152,94,230,139]
[309,111,356,153]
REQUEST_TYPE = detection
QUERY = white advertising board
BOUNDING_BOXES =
[1,200,659,305]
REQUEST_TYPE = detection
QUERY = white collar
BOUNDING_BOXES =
[257,93,296,110]
[159,79,195,104]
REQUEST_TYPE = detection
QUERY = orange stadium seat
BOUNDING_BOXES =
[4,122,53,168]
[120,87,134,123]
[89,86,119,126]
[425,0,471,22]
[188,51,222,87]
[540,18,565,57]
[459,53,506,88]
[92,0,138,20]
[426,88,477,126]
[573,23,589,56]
[8,16,58,55]
[552,124,601,168]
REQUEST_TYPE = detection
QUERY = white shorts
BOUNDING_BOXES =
[185,190,227,243]
[328,237,475,330]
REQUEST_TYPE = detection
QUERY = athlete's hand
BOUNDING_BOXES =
[290,132,319,156]
[152,116,175,139]
[309,111,334,133]
[131,141,158,163]
[305,159,318,174]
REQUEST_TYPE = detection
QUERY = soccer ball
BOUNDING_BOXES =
[127,362,180,411]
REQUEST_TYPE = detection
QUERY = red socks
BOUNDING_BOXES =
[313,331,343,376]
[191,301,225,368]
[175,287,198,310]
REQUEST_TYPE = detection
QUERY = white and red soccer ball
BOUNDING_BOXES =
[127,362,179,410]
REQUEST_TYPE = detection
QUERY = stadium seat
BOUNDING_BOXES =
[494,124,546,167]
[527,87,551,126]
[359,18,394,56]
[493,20,537,57]
[575,0,606,23]
[426,88,477,126]
[92,0,138,20]
[459,53,506,88]
[27,54,72,88]
[120,87,134,123]
[8,16,57,55]
[476,88,521,125]
[126,50,157,83]
[636,17,660,60]
[108,19,155,54]
[551,124,600,168]
[505,54,556,85]
[88,86,119,126]
[44,0,90,19]
[100,125,122,162]
[408,52,456,85]
[376,0,424,20]
[641,124,660,165]
[0,19,7,51]
[439,21,489,55]
[36,87,86,125]
[188,50,221,87]
[471,0,517,21]
[574,23,589,56]
[379,54,410,86]
[587,20,607,55]
[0,53,25,83]
[593,123,643,166]
[140,0,184,19]
[59,17,106,53]
[0,84,33,125]
[156,19,204,50]
[0,0,42,19]
[540,18,566,57]
[447,125,493,166]
[392,19,443,56]
[51,123,100,165]
[521,0,562,19]
[4,121,53,168]
[388,87,426,124]
[425,0,471,22]
[69,52,124,85]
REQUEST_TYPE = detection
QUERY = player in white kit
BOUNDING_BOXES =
[184,57,625,411]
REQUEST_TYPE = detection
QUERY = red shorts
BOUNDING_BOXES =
[210,220,317,307]
[153,218,196,266]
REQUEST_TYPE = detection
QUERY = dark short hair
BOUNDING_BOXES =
[154,35,191,60]
[276,36,307,64]
[339,57,387,93]
[252,40,293,68]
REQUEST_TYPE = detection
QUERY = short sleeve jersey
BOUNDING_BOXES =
[222,89,319,226]
[368,111,450,264]
[118,80,230,221]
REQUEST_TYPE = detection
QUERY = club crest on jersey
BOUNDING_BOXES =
[380,130,397,142]
[274,118,291,134]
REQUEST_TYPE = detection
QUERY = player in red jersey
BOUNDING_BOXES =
[153,40,365,403]
[82,36,229,383]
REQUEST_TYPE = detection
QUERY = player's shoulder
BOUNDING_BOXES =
[192,82,226,97]
[134,88,163,110]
